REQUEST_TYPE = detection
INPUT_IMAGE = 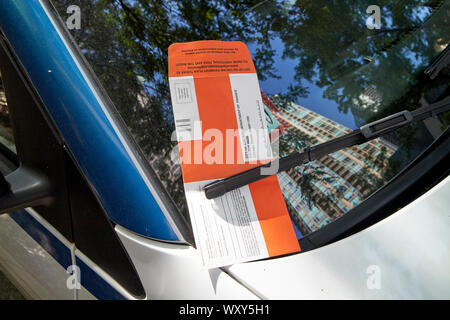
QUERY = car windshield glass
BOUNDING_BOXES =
[51,0,449,239]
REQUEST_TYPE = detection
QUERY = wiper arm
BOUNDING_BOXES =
[203,97,450,199]
[424,44,450,79]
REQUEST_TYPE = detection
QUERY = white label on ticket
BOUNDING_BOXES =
[229,73,273,162]
[184,180,269,268]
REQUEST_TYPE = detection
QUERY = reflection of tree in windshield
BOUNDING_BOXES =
[51,0,449,236]
[53,0,284,220]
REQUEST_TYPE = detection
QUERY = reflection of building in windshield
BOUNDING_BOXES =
[351,85,383,127]
[264,94,396,236]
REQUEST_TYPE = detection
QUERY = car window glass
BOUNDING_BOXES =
[50,0,449,239]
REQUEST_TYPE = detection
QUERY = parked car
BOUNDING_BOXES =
[0,0,448,299]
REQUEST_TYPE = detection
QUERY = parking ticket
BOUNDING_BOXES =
[168,40,300,268]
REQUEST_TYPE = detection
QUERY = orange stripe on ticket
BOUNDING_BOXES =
[249,176,300,256]
[169,40,300,261]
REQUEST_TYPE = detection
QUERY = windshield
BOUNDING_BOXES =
[51,0,449,239]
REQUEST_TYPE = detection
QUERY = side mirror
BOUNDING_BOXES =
[0,166,53,214]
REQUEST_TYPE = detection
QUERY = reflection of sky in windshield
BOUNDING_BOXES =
[249,37,358,129]
[245,2,435,131]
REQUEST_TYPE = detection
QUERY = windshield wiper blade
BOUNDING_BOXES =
[424,44,450,79]
[203,97,450,199]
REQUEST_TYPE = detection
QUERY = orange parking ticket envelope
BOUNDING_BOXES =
[168,40,300,268]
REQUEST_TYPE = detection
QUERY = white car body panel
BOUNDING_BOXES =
[116,226,259,300]
[223,175,450,299]
[0,208,258,299]
[0,208,134,299]
[0,210,74,300]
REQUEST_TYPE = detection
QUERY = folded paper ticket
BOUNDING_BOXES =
[168,40,300,268]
